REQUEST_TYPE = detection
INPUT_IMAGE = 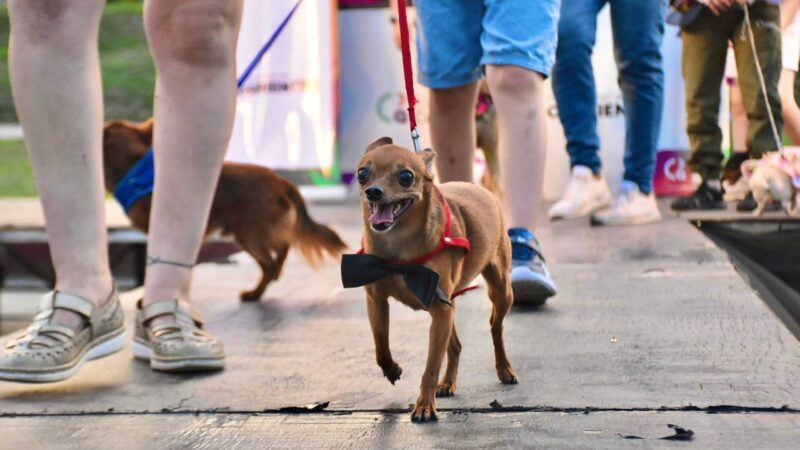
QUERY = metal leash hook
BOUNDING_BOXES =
[411,127,421,152]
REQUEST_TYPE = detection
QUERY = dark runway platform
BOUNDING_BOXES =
[1,201,798,449]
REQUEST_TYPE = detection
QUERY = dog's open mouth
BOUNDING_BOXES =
[369,198,414,231]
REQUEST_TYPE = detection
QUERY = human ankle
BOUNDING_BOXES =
[49,280,114,332]
[143,265,192,307]
[55,275,114,307]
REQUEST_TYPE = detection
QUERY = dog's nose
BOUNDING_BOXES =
[365,187,384,202]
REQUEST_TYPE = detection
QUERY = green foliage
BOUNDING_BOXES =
[0,139,36,197]
[0,3,154,123]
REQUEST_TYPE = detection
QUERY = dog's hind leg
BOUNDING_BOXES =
[237,240,278,301]
[366,288,402,384]
[268,244,290,281]
[239,258,272,301]
[436,323,461,397]
[482,262,518,384]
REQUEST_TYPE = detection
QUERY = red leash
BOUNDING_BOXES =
[396,0,421,152]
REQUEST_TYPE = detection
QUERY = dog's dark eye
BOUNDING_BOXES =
[357,167,370,185]
[398,170,414,188]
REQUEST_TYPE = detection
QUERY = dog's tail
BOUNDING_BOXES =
[286,185,348,267]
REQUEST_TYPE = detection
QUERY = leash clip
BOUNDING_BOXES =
[411,127,421,152]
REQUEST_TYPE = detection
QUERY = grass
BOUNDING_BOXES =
[0,3,154,123]
[0,139,36,197]
[0,3,152,196]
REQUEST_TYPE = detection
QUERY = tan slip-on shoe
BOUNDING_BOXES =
[0,290,125,383]
[133,299,224,372]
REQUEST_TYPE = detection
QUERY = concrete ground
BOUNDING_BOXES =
[1,200,799,449]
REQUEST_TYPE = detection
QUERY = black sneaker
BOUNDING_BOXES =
[737,192,783,213]
[670,183,725,211]
[736,192,758,212]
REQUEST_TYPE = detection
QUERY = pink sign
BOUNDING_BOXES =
[653,149,695,197]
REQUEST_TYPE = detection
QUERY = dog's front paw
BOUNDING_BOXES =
[410,401,438,423]
[436,381,456,397]
[497,366,519,385]
[381,361,403,385]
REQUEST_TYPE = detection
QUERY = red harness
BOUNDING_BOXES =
[359,189,479,300]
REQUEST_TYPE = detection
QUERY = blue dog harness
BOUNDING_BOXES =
[113,148,155,212]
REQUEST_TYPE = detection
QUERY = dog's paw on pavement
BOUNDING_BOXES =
[382,362,403,384]
[436,382,456,397]
[497,366,519,385]
[410,402,438,423]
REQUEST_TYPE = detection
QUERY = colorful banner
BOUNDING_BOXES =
[226,0,338,182]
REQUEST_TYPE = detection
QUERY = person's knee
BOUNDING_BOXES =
[487,65,543,99]
[146,0,240,68]
[8,0,104,45]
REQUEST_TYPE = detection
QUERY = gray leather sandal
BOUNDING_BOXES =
[0,290,125,383]
[133,299,224,372]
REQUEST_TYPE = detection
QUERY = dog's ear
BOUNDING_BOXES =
[365,136,393,153]
[420,148,436,179]
[134,117,154,145]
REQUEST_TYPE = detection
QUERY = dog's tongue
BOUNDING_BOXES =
[370,203,395,225]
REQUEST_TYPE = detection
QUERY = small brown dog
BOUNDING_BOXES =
[352,137,517,423]
[103,118,346,300]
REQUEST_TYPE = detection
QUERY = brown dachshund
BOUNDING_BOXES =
[353,137,517,423]
[103,118,346,300]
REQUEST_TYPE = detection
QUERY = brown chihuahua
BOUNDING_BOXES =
[350,137,517,423]
[103,118,346,300]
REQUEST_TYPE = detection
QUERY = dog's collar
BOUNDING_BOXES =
[342,187,476,306]
[113,147,155,212]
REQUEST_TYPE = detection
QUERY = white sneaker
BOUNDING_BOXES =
[548,165,612,220]
[591,181,662,226]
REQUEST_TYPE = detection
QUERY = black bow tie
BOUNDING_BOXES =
[341,253,440,308]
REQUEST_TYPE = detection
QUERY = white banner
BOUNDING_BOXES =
[226,0,337,174]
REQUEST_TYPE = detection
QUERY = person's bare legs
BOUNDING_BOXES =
[779,68,800,144]
[7,0,112,330]
[485,65,547,231]
[428,82,479,182]
[142,0,243,323]
[729,80,750,154]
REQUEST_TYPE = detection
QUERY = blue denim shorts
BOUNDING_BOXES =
[414,0,560,89]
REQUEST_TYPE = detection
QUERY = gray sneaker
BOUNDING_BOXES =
[0,290,125,383]
[133,299,224,372]
[508,228,557,306]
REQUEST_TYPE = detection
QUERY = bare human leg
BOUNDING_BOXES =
[8,0,112,330]
[485,65,547,231]
[427,82,479,183]
[779,68,800,145]
[142,0,243,328]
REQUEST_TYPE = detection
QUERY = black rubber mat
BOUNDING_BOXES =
[695,219,800,340]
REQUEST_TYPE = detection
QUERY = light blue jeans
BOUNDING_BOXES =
[552,0,665,194]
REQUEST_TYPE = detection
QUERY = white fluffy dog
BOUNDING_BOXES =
[742,150,800,217]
